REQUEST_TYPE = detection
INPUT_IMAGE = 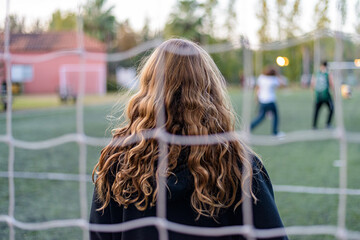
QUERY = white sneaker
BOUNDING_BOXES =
[276,132,286,138]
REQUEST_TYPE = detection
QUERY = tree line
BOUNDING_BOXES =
[4,0,360,85]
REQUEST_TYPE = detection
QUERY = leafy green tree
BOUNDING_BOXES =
[314,0,330,29]
[212,49,243,84]
[164,0,203,42]
[256,0,271,43]
[83,0,116,49]
[48,10,77,31]
[256,0,306,83]
[116,20,139,51]
[163,0,243,83]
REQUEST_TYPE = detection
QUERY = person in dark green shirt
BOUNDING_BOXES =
[311,61,334,129]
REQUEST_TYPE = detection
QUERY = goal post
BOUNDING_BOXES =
[59,64,106,97]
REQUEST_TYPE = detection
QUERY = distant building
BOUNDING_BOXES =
[0,32,107,95]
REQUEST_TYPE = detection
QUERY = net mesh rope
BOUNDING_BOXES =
[1,1,360,240]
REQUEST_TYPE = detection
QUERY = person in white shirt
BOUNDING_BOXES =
[250,66,285,135]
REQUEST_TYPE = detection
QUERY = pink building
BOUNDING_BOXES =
[0,32,107,95]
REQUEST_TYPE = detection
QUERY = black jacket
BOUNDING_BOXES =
[90,156,288,240]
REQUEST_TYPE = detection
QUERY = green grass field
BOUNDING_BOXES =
[0,88,359,240]
[8,93,120,111]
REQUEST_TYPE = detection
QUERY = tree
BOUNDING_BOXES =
[224,0,237,40]
[274,0,303,40]
[314,0,330,29]
[116,20,139,51]
[83,0,116,49]
[48,10,77,31]
[355,0,360,34]
[285,0,301,39]
[9,14,26,33]
[256,0,272,43]
[141,16,152,42]
[337,0,347,26]
[201,0,218,39]
[30,19,45,33]
[163,0,242,83]
[164,0,203,42]
[276,0,287,40]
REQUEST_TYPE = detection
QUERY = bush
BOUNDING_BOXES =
[106,74,119,92]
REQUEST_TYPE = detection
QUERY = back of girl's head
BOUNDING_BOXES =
[94,38,254,219]
[132,38,231,134]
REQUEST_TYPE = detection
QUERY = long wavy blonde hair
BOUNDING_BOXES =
[93,38,255,218]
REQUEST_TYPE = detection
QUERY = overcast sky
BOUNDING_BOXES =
[0,0,358,44]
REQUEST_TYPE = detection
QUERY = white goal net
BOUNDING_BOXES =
[1,1,360,240]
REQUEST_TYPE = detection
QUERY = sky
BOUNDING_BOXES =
[0,0,358,44]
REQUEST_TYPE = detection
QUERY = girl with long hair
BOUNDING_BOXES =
[90,39,287,240]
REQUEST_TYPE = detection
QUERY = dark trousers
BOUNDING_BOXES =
[251,102,279,135]
[313,97,334,128]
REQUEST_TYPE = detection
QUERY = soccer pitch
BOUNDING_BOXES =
[0,88,359,240]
